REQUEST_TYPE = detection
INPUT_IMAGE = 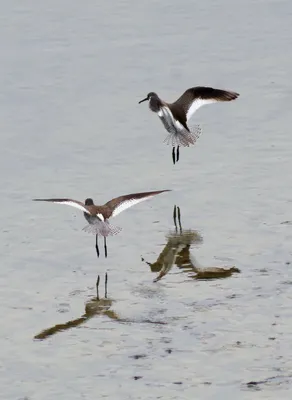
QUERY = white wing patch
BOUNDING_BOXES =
[111,195,156,218]
[96,213,104,221]
[186,98,217,121]
[157,106,174,120]
[174,119,186,132]
[49,200,91,215]
[157,106,177,133]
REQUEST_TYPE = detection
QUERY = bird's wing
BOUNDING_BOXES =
[105,190,170,218]
[173,86,239,122]
[33,198,91,214]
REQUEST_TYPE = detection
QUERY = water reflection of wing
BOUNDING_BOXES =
[174,231,203,274]
[189,252,241,280]
[153,243,183,283]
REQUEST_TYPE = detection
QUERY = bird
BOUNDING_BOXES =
[139,86,239,164]
[33,190,170,258]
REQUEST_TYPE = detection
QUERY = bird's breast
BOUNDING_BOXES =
[157,106,177,133]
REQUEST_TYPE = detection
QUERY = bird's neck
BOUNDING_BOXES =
[149,96,163,112]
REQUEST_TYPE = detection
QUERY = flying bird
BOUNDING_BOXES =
[33,190,170,258]
[139,86,239,164]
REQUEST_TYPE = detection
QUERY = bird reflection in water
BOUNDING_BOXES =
[34,273,119,340]
[142,205,202,282]
[143,205,240,282]
[34,274,167,340]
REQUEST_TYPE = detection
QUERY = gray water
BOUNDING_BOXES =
[1,0,292,399]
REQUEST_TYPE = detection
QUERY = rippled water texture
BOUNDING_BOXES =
[1,0,292,399]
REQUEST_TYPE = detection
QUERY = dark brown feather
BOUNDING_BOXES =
[167,104,190,131]
[173,86,239,113]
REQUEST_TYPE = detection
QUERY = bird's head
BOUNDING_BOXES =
[138,92,158,104]
[85,198,94,205]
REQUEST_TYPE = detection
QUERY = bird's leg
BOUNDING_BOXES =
[105,272,108,299]
[176,146,180,162]
[172,147,176,164]
[177,206,182,233]
[173,205,178,232]
[95,234,100,258]
[104,236,108,258]
[96,275,100,300]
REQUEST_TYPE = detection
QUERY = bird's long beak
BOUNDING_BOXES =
[138,97,148,104]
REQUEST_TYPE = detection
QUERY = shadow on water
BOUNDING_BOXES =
[142,205,240,282]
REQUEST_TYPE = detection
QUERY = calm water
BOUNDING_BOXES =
[1,0,292,398]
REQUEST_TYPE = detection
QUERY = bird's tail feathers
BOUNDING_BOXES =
[82,221,122,236]
[163,125,202,147]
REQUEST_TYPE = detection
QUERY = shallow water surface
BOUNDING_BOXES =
[1,0,292,399]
